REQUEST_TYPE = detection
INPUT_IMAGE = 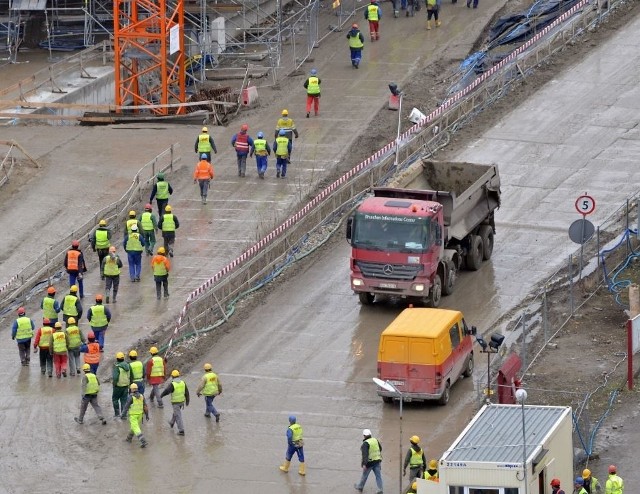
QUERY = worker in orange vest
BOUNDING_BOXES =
[80,331,101,374]
[231,124,254,178]
[64,240,87,299]
[151,247,171,300]
[33,317,54,377]
[193,154,215,204]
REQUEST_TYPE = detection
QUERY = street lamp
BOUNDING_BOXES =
[475,333,504,403]
[373,377,403,494]
[516,388,529,494]
[388,83,404,170]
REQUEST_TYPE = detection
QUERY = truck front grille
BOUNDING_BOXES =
[355,261,420,281]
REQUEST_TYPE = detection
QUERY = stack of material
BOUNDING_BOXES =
[186,86,239,125]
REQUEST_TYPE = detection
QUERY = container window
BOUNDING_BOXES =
[449,323,461,349]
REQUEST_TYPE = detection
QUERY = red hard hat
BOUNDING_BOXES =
[608,465,617,474]
[550,479,561,487]
[43,318,50,325]
[17,307,25,315]
[72,240,80,247]
[240,124,249,131]
[145,203,152,210]
[87,331,95,339]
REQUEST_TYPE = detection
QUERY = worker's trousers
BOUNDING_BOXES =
[127,251,143,281]
[156,198,168,216]
[142,230,156,255]
[154,275,169,300]
[53,352,68,377]
[148,383,164,407]
[162,234,175,257]
[368,20,379,40]
[204,395,219,417]
[104,275,120,302]
[38,347,53,375]
[197,179,211,199]
[92,327,108,350]
[356,462,383,491]
[169,402,185,432]
[305,95,320,115]
[68,347,82,375]
[68,271,84,298]
[285,444,305,462]
[350,48,362,67]
[129,413,143,436]
[255,155,268,176]
[112,385,128,416]
[276,157,288,177]
[79,394,105,421]
[96,248,109,271]
[236,154,248,177]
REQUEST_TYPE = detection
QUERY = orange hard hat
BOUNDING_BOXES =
[43,318,50,325]
[47,286,56,294]
[550,479,561,488]
[95,294,103,301]
[352,23,359,28]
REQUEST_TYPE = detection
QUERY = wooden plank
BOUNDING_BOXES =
[0,98,238,111]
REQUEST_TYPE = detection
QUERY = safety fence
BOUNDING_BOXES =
[0,144,180,315]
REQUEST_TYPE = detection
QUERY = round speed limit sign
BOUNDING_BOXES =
[575,194,596,216]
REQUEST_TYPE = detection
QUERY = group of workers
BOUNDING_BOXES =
[550,466,624,494]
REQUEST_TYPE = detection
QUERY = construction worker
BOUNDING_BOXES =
[274,109,299,140]
[112,351,131,417]
[102,245,123,304]
[65,316,85,376]
[139,204,158,256]
[194,125,218,162]
[124,210,140,235]
[605,465,624,494]
[425,0,441,30]
[41,286,61,326]
[355,429,383,493]
[128,350,145,395]
[160,369,190,435]
[146,346,166,408]
[576,477,589,494]
[250,131,271,179]
[408,482,418,494]
[12,307,34,366]
[346,24,365,68]
[51,321,69,377]
[87,294,111,351]
[80,331,101,373]
[193,153,215,204]
[273,129,292,179]
[64,240,87,299]
[149,172,173,215]
[90,219,111,271]
[231,123,254,177]
[62,285,83,323]
[551,478,566,494]
[403,435,426,484]
[303,68,321,118]
[279,415,306,476]
[33,317,54,376]
[74,363,107,425]
[151,246,171,300]
[582,469,602,494]
[364,0,381,41]
[158,204,179,258]
[123,223,145,282]
[424,459,439,482]
[196,363,222,421]
[121,383,149,448]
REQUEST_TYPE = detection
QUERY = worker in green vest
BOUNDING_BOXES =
[150,172,173,215]
[161,369,190,436]
[51,321,69,378]
[403,435,426,484]
[62,285,83,324]
[576,477,589,494]
[139,203,158,256]
[33,317,54,376]
[582,469,601,494]
[128,350,145,395]
[364,0,381,41]
[90,219,111,271]
[194,126,218,162]
[124,223,146,282]
[158,205,180,258]
[346,24,365,68]
[303,68,321,118]
[75,363,107,425]
[121,383,149,448]
[101,246,123,304]
[355,428,383,492]
[41,286,61,326]
[279,415,306,476]
[250,131,272,179]
[273,130,292,179]
[113,351,131,418]
[12,307,35,366]
[196,362,222,421]
[65,316,85,376]
[605,465,624,494]
[86,294,111,351]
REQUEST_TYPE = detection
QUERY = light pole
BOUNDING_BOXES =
[474,333,504,403]
[373,377,403,494]
[388,83,404,170]
[516,388,528,494]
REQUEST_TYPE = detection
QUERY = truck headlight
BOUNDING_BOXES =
[412,283,425,292]
[352,279,364,287]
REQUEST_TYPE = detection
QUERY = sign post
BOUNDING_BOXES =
[569,193,596,280]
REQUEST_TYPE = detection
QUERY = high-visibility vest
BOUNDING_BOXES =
[606,474,624,494]
[52,330,67,353]
[66,250,81,270]
[348,32,364,49]
[171,379,186,403]
[306,76,320,95]
[152,256,169,276]
[130,395,144,415]
[161,214,176,232]
[253,139,268,156]
[234,132,250,153]
[130,360,144,381]
[126,219,139,235]
[366,438,382,462]
[66,325,82,349]
[89,304,108,327]
[586,477,600,494]
[289,423,303,442]
[38,326,53,348]
[15,316,33,340]
[103,255,121,276]
[409,447,424,467]
[42,296,58,319]
[63,294,79,316]
[577,488,587,494]
[197,133,212,153]
[116,365,130,387]
[95,229,110,249]
[424,471,439,482]
[202,372,219,396]
[426,0,437,7]
[140,212,154,231]
[276,118,295,132]
[126,232,143,252]
[367,4,379,20]
[275,136,289,157]
[84,342,101,364]
[85,373,99,395]
[150,356,165,377]
[156,181,170,199]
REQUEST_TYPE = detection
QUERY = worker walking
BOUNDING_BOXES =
[121,383,149,448]
[355,429,383,493]
[408,482,418,494]
[194,126,218,162]
[273,130,292,179]
[146,346,166,408]
[231,123,254,177]
[424,459,439,482]
[64,240,87,299]
[605,465,624,494]
[123,223,145,282]
[101,246,123,304]
[304,69,321,118]
[112,352,131,417]
[279,415,306,476]
[274,109,299,161]
[158,205,179,258]
[128,350,145,395]
[65,316,85,376]
[90,219,112,271]
[425,0,441,30]
[41,286,61,326]
[196,363,222,421]
[139,204,158,256]
[551,478,566,494]
[87,294,111,351]
[74,363,107,425]
[193,154,215,204]
[151,246,171,300]
[161,369,190,435]
[149,172,173,215]
[125,210,140,235]
[51,322,69,377]
[364,0,381,41]
[582,469,601,494]
[403,435,426,485]
[12,307,35,366]
[33,317,54,376]
[62,285,83,324]
[80,331,101,373]
[250,132,271,179]
[346,24,365,68]
[576,478,589,494]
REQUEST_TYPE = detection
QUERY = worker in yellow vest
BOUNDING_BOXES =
[149,172,173,215]
[121,383,149,448]
[87,294,111,351]
[33,317,54,376]
[146,346,167,408]
[364,0,381,41]
[606,465,624,494]
[128,350,145,395]
[124,223,146,282]
[151,246,171,300]
[51,321,69,378]
[403,435,426,484]
[250,131,272,179]
[125,210,140,235]
[75,363,107,425]
[355,429,383,492]
[273,130,292,179]
[62,285,83,324]
[346,24,365,68]
[90,219,112,270]
[279,415,306,476]
[196,363,222,422]
[113,352,131,417]
[65,316,85,376]
[582,469,601,494]
[101,246,123,304]
[139,204,158,256]
[194,126,218,162]
[41,286,61,326]
[12,307,35,366]
[303,68,321,118]
[424,459,439,482]
[161,369,190,436]
[158,205,180,258]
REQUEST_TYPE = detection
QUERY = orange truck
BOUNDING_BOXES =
[376,307,476,405]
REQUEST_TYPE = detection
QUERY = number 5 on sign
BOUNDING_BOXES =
[575,194,595,216]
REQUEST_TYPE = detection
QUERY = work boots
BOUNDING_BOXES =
[279,460,291,472]
[298,463,306,476]
[436,20,442,26]
[427,20,432,29]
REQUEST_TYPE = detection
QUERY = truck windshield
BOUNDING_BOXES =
[352,213,430,253]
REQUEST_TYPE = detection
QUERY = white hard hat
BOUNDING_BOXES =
[130,224,138,231]
[363,429,372,436]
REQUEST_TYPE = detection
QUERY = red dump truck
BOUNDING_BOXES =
[346,160,501,306]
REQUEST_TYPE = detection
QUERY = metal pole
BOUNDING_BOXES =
[543,284,548,345]
[394,94,403,170]
[569,255,574,316]
[521,397,528,494]
[522,311,527,374]
[398,391,403,494]
[486,351,491,404]
[636,200,640,240]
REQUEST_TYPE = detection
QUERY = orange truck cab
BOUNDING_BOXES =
[377,308,476,405]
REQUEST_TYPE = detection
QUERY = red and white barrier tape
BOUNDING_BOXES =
[0,275,19,295]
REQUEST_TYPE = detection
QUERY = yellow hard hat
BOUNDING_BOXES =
[428,459,438,470]
[128,210,136,217]
[82,363,91,371]
[129,383,138,391]
[410,435,420,444]
[204,363,212,371]
[157,247,166,255]
[54,322,62,329]
[99,219,107,226]
[412,482,417,491]
[116,352,125,359]
[67,317,76,324]
[165,205,172,212]
[70,285,78,293]
[129,350,138,358]
[171,370,180,378]
[281,109,289,116]
[582,469,591,479]
[150,346,159,354]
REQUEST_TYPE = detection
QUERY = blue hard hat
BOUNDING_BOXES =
[257,131,264,138]
[288,415,296,423]
[310,68,317,75]
[279,129,287,136]
[200,153,207,159]
[575,478,584,485]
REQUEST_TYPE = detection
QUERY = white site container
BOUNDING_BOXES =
[417,404,573,494]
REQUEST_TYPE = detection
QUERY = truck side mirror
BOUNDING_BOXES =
[470,325,477,336]
[346,217,353,243]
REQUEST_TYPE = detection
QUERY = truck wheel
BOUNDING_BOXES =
[466,235,483,271]
[382,396,393,404]
[479,225,494,261]
[442,264,456,296]
[438,381,450,406]
[425,274,442,308]
[463,354,474,377]
[359,292,375,305]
